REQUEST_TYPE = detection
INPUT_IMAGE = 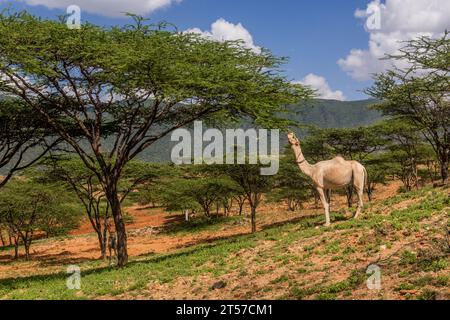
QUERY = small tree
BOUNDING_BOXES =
[367,31,450,184]
[0,179,81,259]
[161,177,239,218]
[135,163,178,208]
[375,119,433,191]
[37,157,111,258]
[233,193,248,216]
[38,156,161,259]
[269,150,312,211]
[363,154,391,200]
[212,161,273,233]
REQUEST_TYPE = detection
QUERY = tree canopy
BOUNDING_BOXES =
[0,11,311,266]
[367,31,449,184]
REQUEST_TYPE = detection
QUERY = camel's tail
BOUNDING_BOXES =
[363,166,369,198]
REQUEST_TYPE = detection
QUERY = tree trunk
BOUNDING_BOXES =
[250,205,256,233]
[97,232,106,260]
[204,206,211,218]
[426,160,437,185]
[248,193,259,233]
[346,186,353,208]
[313,190,320,209]
[287,199,293,211]
[440,160,449,185]
[102,218,108,260]
[106,185,128,267]
[238,200,244,216]
[21,234,32,260]
[13,237,19,260]
[24,241,30,260]
[412,161,419,189]
[367,183,374,202]
[0,231,4,247]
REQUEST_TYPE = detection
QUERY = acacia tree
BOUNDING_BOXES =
[233,193,248,216]
[0,98,58,188]
[269,149,312,211]
[214,161,273,233]
[38,156,163,259]
[363,153,391,201]
[0,12,310,266]
[374,118,435,190]
[0,179,80,259]
[135,163,179,209]
[38,156,110,258]
[161,177,239,217]
[367,31,450,184]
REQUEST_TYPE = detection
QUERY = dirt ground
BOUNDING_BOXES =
[0,181,404,280]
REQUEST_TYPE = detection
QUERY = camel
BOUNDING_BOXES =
[287,133,367,226]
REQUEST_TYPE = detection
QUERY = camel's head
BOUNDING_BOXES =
[287,132,300,146]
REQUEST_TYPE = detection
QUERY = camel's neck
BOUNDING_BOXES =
[291,145,313,177]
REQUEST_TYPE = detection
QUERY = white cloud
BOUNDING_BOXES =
[185,18,260,53]
[296,73,346,101]
[339,0,450,81]
[10,0,181,18]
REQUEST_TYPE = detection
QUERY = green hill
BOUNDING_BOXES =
[137,98,382,162]
[290,98,382,128]
[1,99,383,169]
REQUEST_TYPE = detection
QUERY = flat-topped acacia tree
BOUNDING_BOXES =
[0,12,311,266]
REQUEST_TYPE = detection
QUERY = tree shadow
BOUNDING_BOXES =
[0,210,350,292]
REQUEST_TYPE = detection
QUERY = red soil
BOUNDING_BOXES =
[0,180,405,279]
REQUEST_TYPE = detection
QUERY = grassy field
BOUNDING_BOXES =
[0,186,448,300]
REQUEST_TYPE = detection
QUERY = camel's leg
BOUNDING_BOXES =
[326,189,331,205]
[317,187,331,226]
[353,179,364,219]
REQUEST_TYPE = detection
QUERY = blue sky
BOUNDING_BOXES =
[1,0,448,101]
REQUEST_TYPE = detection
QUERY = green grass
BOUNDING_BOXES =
[286,269,366,300]
[162,215,244,235]
[0,186,448,300]
[0,212,329,299]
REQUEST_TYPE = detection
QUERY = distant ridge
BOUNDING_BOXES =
[0,99,383,169]
[138,98,383,162]
[288,98,382,129]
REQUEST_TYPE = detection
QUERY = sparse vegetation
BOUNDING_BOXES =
[0,184,447,300]
[0,7,448,302]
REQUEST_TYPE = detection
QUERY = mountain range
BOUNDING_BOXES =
[1,99,383,171]
[138,98,383,162]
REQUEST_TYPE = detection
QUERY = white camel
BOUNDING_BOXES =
[287,132,367,226]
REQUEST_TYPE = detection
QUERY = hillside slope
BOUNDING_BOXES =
[0,185,448,300]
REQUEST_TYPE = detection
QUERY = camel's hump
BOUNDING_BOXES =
[332,156,347,163]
